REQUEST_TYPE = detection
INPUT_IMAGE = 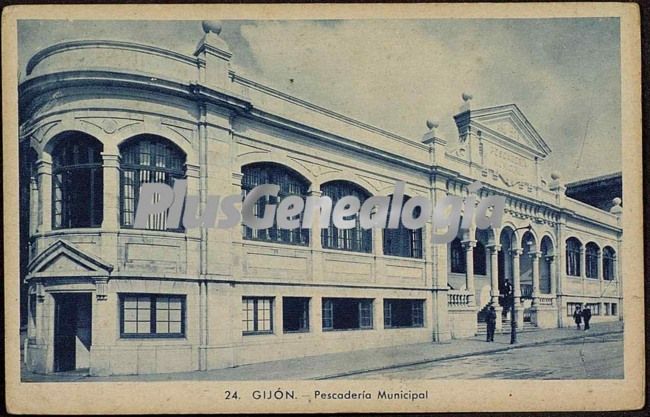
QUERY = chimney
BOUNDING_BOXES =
[194,21,232,90]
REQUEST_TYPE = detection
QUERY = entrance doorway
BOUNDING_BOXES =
[53,293,92,372]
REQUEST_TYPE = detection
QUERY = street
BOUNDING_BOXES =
[340,331,623,379]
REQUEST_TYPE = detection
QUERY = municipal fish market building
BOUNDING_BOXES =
[19,22,623,375]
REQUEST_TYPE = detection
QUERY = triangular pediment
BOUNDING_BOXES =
[455,104,552,160]
[28,239,113,276]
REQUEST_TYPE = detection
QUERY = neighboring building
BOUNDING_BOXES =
[19,22,623,376]
[566,172,622,212]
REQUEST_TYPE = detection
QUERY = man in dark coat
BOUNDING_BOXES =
[486,305,497,342]
[573,305,582,330]
[582,305,592,330]
[503,279,513,310]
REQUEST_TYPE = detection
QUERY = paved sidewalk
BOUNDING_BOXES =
[23,321,623,382]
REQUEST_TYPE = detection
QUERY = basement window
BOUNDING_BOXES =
[120,294,185,338]
[384,299,425,328]
[283,297,310,333]
[322,298,373,331]
[242,297,274,335]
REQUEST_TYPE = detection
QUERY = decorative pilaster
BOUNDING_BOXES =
[308,189,323,250]
[35,160,52,233]
[185,163,201,240]
[101,153,120,230]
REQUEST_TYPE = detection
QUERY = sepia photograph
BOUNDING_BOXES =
[3,3,643,414]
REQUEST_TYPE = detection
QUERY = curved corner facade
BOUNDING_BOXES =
[19,32,623,376]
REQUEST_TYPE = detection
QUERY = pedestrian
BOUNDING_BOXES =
[503,279,513,309]
[582,305,592,330]
[486,304,497,342]
[573,305,582,330]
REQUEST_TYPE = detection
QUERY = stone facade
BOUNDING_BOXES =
[20,23,623,376]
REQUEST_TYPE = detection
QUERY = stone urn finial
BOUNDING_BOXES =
[426,119,439,131]
[202,21,223,35]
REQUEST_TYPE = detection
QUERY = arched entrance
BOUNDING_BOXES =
[498,227,516,314]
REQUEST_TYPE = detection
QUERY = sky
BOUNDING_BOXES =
[18,19,621,182]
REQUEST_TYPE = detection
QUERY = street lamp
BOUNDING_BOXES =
[508,223,533,345]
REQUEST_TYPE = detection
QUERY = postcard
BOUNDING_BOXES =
[3,3,643,413]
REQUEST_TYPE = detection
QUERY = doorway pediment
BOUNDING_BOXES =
[27,239,113,278]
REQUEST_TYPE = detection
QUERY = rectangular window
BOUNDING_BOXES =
[611,303,617,316]
[567,302,582,316]
[603,302,610,315]
[283,297,310,333]
[586,303,600,315]
[243,297,274,335]
[322,298,373,331]
[383,299,425,328]
[120,294,185,338]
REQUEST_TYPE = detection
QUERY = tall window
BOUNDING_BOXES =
[119,294,185,338]
[566,238,582,276]
[383,196,423,258]
[52,133,103,229]
[603,247,616,281]
[322,298,373,330]
[120,135,186,230]
[241,163,309,245]
[242,297,273,335]
[585,243,599,279]
[450,237,466,273]
[321,181,372,253]
[384,299,424,328]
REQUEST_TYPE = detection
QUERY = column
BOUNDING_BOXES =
[101,153,121,230]
[580,247,586,296]
[547,255,556,306]
[35,159,52,233]
[531,252,541,306]
[488,244,502,330]
[463,240,476,306]
[511,248,523,328]
[488,245,501,305]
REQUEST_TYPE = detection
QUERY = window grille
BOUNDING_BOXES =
[241,163,309,245]
[120,136,186,230]
[321,181,372,253]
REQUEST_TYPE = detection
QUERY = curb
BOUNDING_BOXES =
[313,328,623,380]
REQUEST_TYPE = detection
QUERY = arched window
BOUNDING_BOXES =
[321,181,371,253]
[383,196,423,258]
[566,237,582,276]
[120,135,186,230]
[450,237,466,274]
[603,246,616,281]
[241,163,310,245]
[52,133,103,229]
[473,241,487,275]
[585,242,599,279]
